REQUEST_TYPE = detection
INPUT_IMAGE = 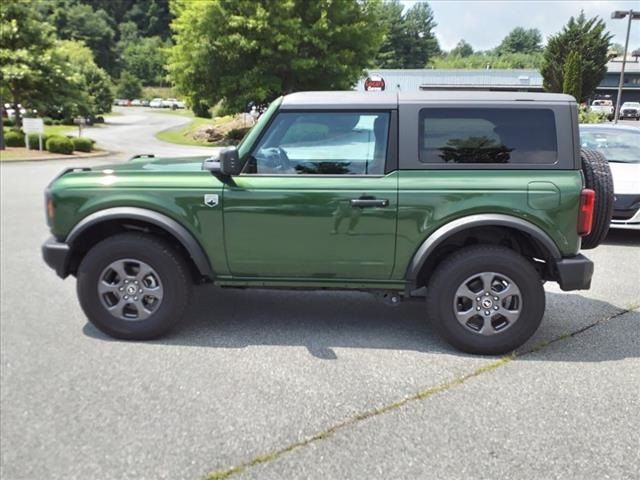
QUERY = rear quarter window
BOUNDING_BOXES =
[419,108,558,165]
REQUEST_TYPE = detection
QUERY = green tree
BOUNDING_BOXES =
[375,1,440,68]
[450,39,473,57]
[431,52,543,69]
[402,3,440,67]
[52,40,114,115]
[0,0,67,125]
[120,36,169,86]
[496,27,542,55]
[169,0,384,114]
[374,0,405,68]
[541,12,612,101]
[116,70,143,99]
[40,1,118,75]
[562,50,582,101]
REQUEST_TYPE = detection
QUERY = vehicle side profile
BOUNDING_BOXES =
[42,91,613,354]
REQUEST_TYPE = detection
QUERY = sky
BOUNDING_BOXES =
[400,0,640,52]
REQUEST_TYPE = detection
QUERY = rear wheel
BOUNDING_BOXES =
[580,148,614,249]
[426,245,545,355]
[77,232,192,340]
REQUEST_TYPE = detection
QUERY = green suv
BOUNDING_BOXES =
[42,91,613,354]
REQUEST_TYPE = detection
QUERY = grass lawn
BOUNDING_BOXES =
[43,125,76,136]
[155,116,219,147]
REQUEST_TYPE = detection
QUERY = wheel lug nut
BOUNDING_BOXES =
[138,289,143,293]
[124,295,129,300]
[476,297,480,301]
[485,292,490,296]
[134,280,138,284]
[476,306,481,311]
[124,280,129,284]
[494,296,499,301]
[134,296,138,301]
[485,310,490,315]
[494,306,499,310]
[119,287,124,291]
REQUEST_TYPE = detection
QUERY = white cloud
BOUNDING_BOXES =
[400,0,640,51]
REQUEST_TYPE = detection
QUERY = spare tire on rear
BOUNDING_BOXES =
[580,148,613,249]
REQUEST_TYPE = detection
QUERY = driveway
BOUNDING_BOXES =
[84,107,218,159]
[1,159,639,480]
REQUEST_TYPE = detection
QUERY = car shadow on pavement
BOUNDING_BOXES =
[601,229,640,246]
[83,287,639,362]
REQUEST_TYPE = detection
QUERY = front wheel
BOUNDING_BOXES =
[77,232,192,340]
[426,245,545,355]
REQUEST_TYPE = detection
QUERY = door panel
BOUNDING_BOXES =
[223,173,398,279]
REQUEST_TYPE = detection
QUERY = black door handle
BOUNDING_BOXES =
[350,197,389,208]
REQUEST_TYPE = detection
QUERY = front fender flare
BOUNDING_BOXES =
[66,207,214,278]
[405,214,562,282]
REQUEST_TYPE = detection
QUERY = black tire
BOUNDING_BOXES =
[426,245,545,355]
[580,148,613,250]
[77,232,192,340]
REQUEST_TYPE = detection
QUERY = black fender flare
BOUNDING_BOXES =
[66,207,214,278]
[405,213,562,282]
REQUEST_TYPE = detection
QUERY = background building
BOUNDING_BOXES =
[357,59,640,103]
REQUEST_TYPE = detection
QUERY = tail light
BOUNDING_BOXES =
[578,189,595,236]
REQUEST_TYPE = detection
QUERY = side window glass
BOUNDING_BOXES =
[419,108,558,165]
[246,112,390,175]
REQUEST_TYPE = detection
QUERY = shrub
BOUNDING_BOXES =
[579,105,605,124]
[4,130,25,147]
[43,117,53,125]
[3,117,14,127]
[94,116,105,124]
[71,137,93,152]
[46,135,74,154]
[27,133,49,150]
[225,127,251,142]
[52,119,62,126]
[62,117,75,126]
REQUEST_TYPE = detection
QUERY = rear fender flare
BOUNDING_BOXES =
[406,214,562,281]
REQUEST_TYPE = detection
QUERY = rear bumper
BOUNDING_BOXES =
[42,237,70,278]
[555,254,594,291]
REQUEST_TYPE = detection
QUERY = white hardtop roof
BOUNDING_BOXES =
[280,91,575,109]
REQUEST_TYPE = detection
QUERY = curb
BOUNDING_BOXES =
[0,150,113,163]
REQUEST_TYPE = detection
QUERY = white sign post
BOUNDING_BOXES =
[22,118,45,151]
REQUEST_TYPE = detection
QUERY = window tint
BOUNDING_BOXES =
[419,108,558,165]
[246,112,390,175]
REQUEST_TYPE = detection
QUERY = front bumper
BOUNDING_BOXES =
[42,237,70,278]
[555,254,594,291]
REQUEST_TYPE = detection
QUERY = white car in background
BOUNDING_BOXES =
[580,124,640,230]
[161,98,185,109]
[619,102,640,121]
[590,99,614,121]
[149,98,163,108]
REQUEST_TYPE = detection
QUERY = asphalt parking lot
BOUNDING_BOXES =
[1,158,639,480]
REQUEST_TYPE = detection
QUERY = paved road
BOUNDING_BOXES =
[85,107,218,159]
[1,159,639,479]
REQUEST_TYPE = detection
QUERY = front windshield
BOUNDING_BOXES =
[580,129,640,163]
[237,97,283,159]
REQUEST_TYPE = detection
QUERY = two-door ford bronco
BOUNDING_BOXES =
[42,91,613,354]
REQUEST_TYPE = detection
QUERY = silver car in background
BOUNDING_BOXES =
[580,124,640,230]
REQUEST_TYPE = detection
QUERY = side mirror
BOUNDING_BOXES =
[203,147,243,176]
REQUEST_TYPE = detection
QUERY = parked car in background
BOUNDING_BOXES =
[619,102,640,120]
[130,99,142,107]
[149,98,163,108]
[580,124,640,230]
[161,98,185,109]
[590,99,614,121]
